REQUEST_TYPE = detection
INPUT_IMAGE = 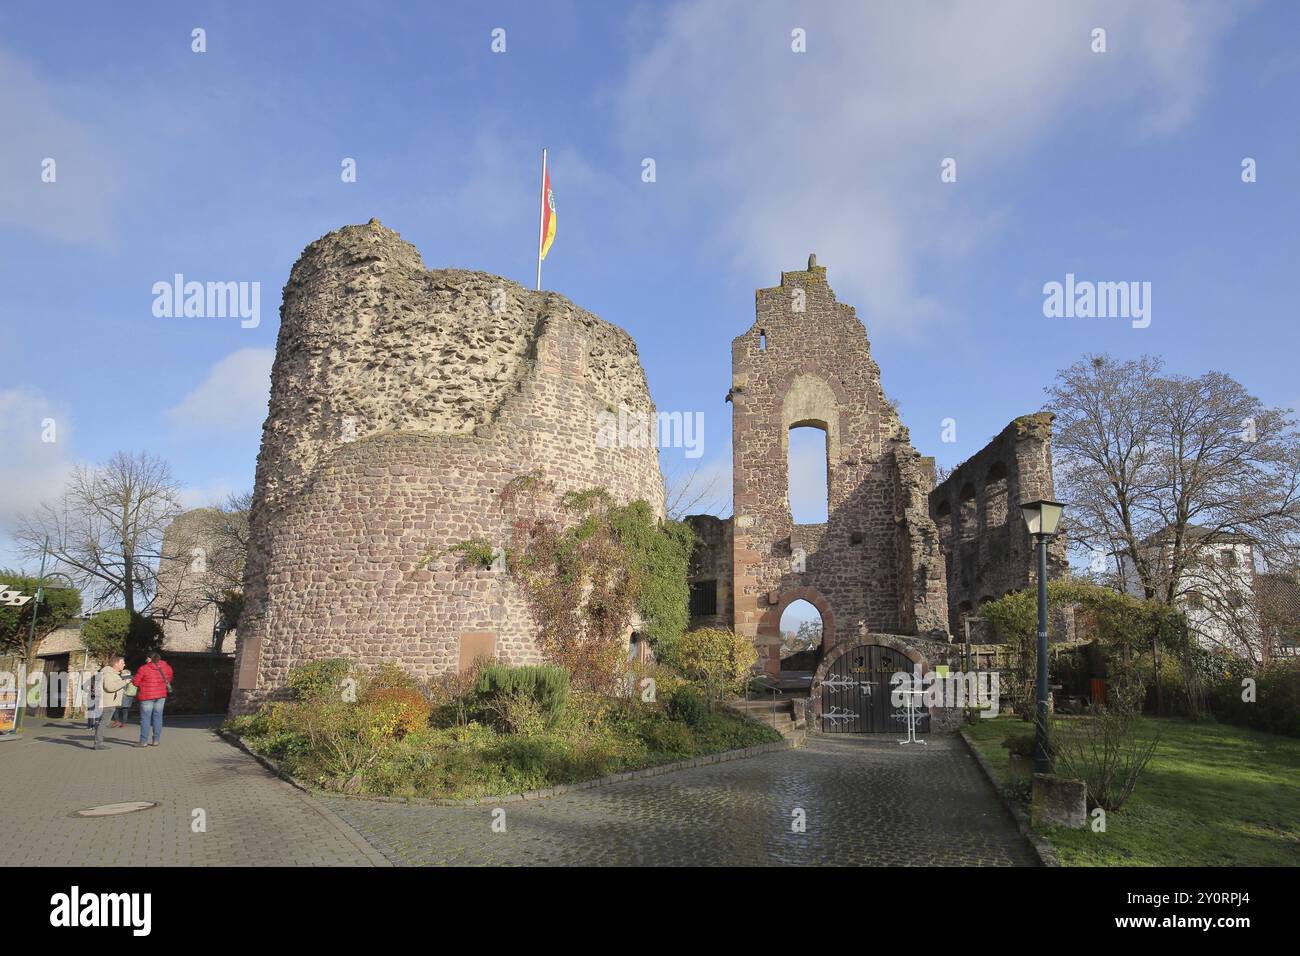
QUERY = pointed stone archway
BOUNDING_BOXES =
[756,586,835,679]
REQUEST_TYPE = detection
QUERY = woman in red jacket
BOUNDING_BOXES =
[131,652,174,748]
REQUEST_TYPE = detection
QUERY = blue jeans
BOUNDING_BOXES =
[138,698,165,744]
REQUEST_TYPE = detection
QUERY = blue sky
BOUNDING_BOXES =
[3,0,1298,600]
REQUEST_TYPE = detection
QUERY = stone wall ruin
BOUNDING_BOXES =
[230,220,664,713]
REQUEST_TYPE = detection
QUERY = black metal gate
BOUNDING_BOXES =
[819,644,929,734]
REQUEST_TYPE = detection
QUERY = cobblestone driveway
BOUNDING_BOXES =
[323,735,1039,866]
[0,716,386,866]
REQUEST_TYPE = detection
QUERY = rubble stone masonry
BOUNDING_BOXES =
[929,413,1067,635]
[230,220,664,713]
[719,257,949,678]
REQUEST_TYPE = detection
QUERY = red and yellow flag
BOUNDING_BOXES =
[540,167,556,261]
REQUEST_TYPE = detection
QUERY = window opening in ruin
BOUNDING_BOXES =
[984,462,1008,529]
[689,580,718,617]
[780,599,823,656]
[958,483,978,543]
[759,329,767,352]
[850,531,863,545]
[789,425,829,524]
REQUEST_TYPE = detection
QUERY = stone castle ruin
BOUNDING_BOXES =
[232,223,1061,719]
[681,257,1065,731]
[231,220,663,713]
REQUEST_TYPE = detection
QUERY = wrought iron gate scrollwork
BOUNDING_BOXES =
[817,644,930,734]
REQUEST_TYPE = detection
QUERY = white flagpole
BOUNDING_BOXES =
[535,148,548,291]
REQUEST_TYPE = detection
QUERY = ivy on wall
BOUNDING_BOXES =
[500,475,694,693]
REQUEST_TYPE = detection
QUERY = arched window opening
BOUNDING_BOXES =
[789,425,829,524]
[780,599,823,659]
[936,499,952,538]
[984,462,1008,529]
[958,483,978,543]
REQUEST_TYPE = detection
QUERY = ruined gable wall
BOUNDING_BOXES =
[730,260,948,677]
[929,412,1067,633]
[231,220,664,713]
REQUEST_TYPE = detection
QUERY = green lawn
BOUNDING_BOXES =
[963,716,1300,866]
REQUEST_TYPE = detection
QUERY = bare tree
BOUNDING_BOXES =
[1047,355,1300,605]
[150,491,252,645]
[781,618,822,656]
[664,462,728,520]
[14,451,184,617]
[197,491,251,633]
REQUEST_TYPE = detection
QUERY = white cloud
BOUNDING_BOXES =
[166,348,273,430]
[617,0,1237,336]
[0,388,75,567]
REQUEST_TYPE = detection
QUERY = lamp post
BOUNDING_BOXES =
[1019,499,1064,775]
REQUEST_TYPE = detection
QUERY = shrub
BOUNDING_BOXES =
[80,610,163,667]
[446,538,495,569]
[640,717,694,757]
[427,657,494,726]
[292,696,413,790]
[491,734,575,788]
[483,687,550,737]
[1210,658,1300,737]
[361,686,431,737]
[556,689,615,734]
[1002,731,1037,758]
[474,663,570,723]
[228,702,310,762]
[663,627,757,702]
[287,658,352,703]
[1047,707,1159,811]
[626,659,685,704]
[363,661,419,692]
[665,685,707,727]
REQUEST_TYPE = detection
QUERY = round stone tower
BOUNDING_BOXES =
[230,220,665,713]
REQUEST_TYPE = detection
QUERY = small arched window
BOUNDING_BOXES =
[958,484,978,543]
[984,462,1008,529]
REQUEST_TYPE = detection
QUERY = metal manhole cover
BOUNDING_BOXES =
[72,801,160,818]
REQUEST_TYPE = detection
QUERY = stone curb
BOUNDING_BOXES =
[214,727,392,867]
[218,726,796,808]
[958,728,1060,867]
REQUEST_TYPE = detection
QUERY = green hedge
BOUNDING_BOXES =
[1210,659,1300,737]
[474,664,570,721]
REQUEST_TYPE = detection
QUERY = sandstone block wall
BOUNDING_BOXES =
[929,412,1067,634]
[724,257,949,677]
[684,514,733,630]
[231,220,664,713]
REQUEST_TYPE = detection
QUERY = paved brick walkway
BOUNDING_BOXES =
[0,716,387,866]
[322,735,1039,866]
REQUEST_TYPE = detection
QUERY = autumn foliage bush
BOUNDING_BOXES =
[227,656,780,799]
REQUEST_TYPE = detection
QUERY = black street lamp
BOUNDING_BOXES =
[1019,498,1064,774]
